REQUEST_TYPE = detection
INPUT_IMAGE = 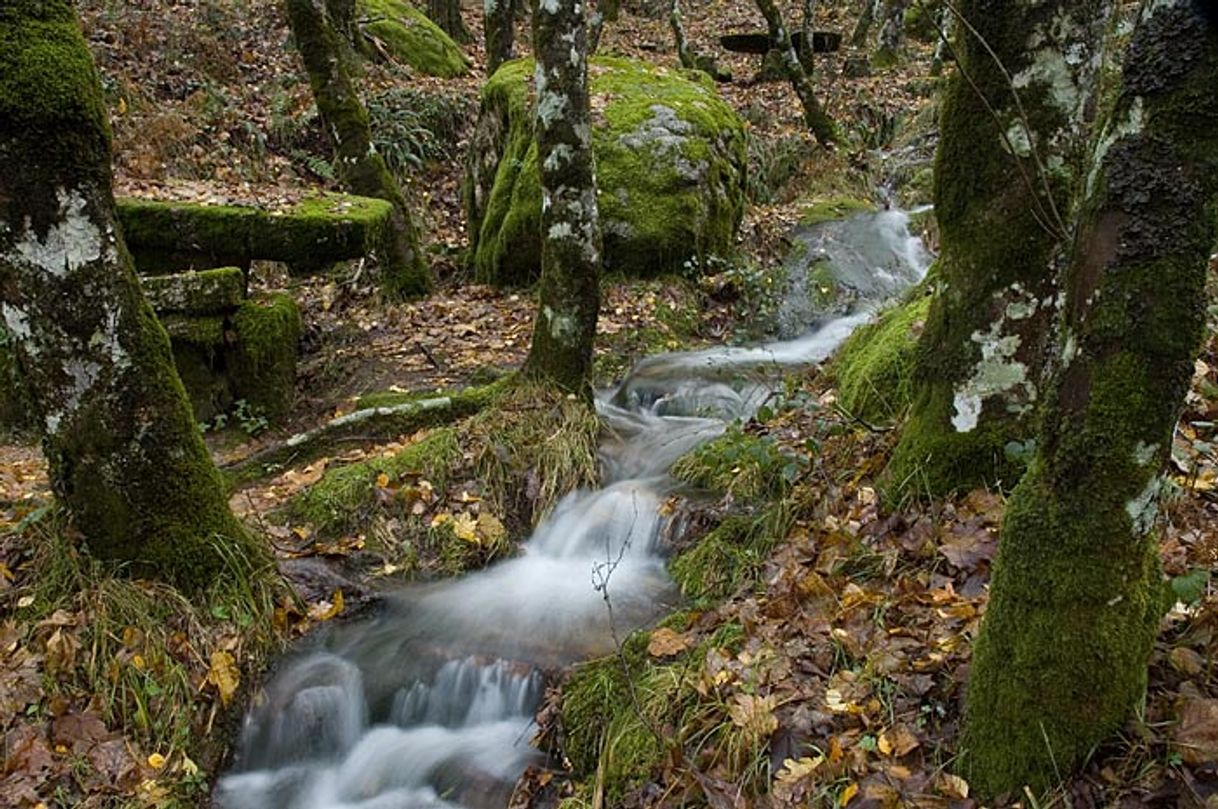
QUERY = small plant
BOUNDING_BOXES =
[198,399,269,436]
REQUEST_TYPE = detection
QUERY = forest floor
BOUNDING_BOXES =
[0,0,1216,808]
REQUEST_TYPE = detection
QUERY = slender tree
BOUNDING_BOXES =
[963,1,1218,795]
[523,0,601,394]
[428,0,473,43]
[874,0,909,65]
[0,0,254,589]
[753,0,837,146]
[885,0,1111,499]
[851,0,881,47]
[285,0,431,296]
[485,0,515,74]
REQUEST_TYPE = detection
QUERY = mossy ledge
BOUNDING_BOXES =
[464,56,748,285]
[116,193,395,275]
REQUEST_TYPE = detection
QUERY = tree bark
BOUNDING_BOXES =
[0,0,253,589]
[285,0,431,297]
[963,2,1218,795]
[850,0,881,47]
[799,0,817,74]
[753,0,837,146]
[885,0,1111,499]
[873,0,908,65]
[485,0,515,74]
[523,0,601,395]
[428,0,473,43]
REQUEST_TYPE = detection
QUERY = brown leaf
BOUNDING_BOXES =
[1174,697,1218,765]
[647,627,692,658]
[51,712,111,753]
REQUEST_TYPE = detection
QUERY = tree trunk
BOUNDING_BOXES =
[0,0,253,590]
[753,0,837,146]
[523,0,601,395]
[285,0,431,297]
[799,0,817,74]
[485,0,515,74]
[929,3,951,76]
[850,0,881,47]
[873,0,908,66]
[428,0,473,44]
[963,2,1218,796]
[885,0,1111,500]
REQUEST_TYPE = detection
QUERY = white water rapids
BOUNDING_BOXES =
[214,209,931,809]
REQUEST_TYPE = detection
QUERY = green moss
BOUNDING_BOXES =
[230,294,302,421]
[116,194,395,273]
[671,425,790,502]
[797,195,875,226]
[160,314,228,347]
[290,427,460,537]
[668,511,785,606]
[0,1,112,177]
[832,291,932,423]
[359,0,469,77]
[468,57,747,285]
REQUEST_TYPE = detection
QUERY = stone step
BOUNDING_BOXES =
[140,266,246,315]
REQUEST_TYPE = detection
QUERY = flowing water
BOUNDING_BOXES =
[214,209,931,809]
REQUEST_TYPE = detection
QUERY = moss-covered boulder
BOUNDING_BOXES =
[465,57,748,285]
[359,0,469,78]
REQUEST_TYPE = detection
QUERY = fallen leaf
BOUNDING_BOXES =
[647,627,692,658]
[1174,697,1218,765]
[206,650,240,706]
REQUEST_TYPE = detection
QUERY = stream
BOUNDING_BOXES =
[213,208,931,809]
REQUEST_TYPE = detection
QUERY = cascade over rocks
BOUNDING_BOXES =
[464,56,748,285]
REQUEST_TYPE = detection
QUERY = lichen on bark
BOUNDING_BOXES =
[0,0,256,589]
[522,0,601,394]
[962,2,1218,795]
[885,0,1112,500]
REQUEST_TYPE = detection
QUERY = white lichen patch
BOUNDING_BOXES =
[7,188,103,278]
[1132,441,1159,467]
[536,90,568,128]
[2,304,32,343]
[544,143,575,171]
[950,296,1036,433]
[1125,474,1162,535]
[1002,121,1033,158]
[548,222,574,239]
[539,0,559,14]
[543,305,579,343]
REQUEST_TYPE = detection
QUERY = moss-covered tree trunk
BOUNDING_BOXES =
[522,0,601,395]
[851,0,881,47]
[799,0,817,74]
[428,0,472,43]
[485,0,515,74]
[873,0,908,65]
[885,0,1111,499]
[753,0,837,146]
[0,0,253,590]
[963,2,1218,796]
[285,0,431,297]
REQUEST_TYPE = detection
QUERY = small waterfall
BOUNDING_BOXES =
[215,209,932,809]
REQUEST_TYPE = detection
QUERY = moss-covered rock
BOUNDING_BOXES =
[832,290,932,423]
[359,0,469,78]
[116,193,396,275]
[465,57,748,285]
[139,267,246,314]
[797,194,875,227]
[230,294,302,421]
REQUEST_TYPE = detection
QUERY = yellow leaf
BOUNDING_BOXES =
[147,753,166,770]
[476,512,506,543]
[206,650,240,706]
[877,732,892,755]
[17,595,34,608]
[375,472,390,488]
[939,773,969,799]
[647,627,692,658]
[180,754,199,776]
[117,96,128,115]
[839,782,859,806]
[775,755,823,784]
[308,589,345,621]
[430,512,453,528]
[451,512,479,543]
[132,654,146,670]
